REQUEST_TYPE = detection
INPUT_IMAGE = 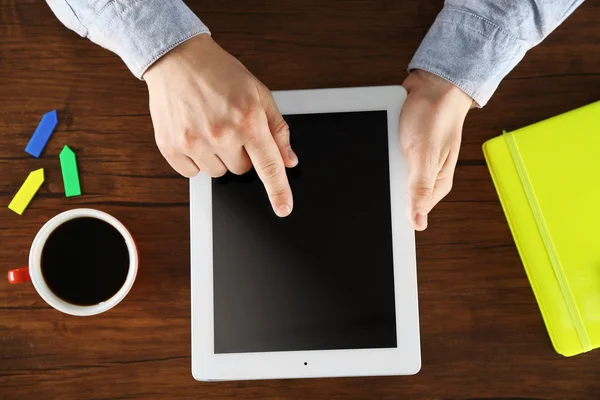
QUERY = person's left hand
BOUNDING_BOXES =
[399,70,474,231]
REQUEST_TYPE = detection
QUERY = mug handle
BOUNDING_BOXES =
[8,267,31,284]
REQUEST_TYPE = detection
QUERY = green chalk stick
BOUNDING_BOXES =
[59,145,81,197]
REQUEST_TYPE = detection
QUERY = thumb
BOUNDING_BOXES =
[405,144,439,231]
[259,85,299,168]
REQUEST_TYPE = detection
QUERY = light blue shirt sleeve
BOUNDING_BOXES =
[46,0,584,106]
[409,0,585,107]
[45,0,210,79]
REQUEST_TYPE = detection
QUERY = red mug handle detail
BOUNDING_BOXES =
[8,267,31,284]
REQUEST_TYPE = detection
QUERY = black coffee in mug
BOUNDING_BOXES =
[41,217,130,306]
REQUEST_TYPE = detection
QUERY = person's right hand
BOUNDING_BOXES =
[143,35,298,217]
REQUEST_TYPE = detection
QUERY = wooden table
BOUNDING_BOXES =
[1,1,599,399]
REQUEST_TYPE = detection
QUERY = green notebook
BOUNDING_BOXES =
[483,101,600,357]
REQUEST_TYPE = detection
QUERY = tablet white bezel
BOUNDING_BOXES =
[190,85,420,381]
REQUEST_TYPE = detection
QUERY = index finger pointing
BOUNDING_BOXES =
[244,113,293,217]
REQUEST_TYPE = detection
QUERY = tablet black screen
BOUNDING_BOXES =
[212,111,397,354]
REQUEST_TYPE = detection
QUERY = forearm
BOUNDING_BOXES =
[46,0,210,78]
[409,0,585,107]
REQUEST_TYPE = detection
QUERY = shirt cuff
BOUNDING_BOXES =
[86,0,210,79]
[408,7,528,107]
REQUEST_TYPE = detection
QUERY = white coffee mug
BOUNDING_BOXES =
[7,208,138,316]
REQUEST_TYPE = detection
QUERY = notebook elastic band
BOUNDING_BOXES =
[503,130,591,352]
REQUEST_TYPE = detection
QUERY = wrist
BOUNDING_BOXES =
[403,70,475,113]
[143,34,213,84]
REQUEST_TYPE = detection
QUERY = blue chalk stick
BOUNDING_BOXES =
[25,110,58,158]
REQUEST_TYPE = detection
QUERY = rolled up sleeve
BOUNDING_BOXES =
[47,0,210,79]
[408,1,585,107]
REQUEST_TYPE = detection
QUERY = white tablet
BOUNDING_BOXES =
[190,85,420,381]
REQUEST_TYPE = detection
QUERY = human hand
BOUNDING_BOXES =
[400,70,473,231]
[143,35,298,217]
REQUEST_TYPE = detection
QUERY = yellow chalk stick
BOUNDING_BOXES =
[8,168,45,215]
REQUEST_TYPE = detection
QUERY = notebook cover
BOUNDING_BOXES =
[483,101,600,357]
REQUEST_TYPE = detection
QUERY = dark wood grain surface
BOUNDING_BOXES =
[1,1,600,399]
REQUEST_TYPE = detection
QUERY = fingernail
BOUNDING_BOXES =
[287,147,298,166]
[415,210,428,230]
[276,204,292,217]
